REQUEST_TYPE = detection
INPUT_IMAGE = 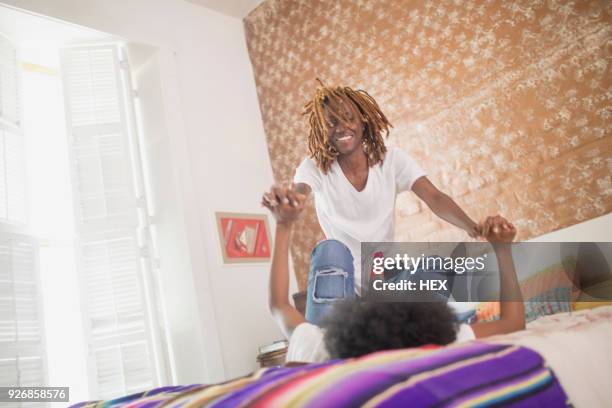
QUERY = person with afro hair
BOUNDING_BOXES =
[322,301,458,359]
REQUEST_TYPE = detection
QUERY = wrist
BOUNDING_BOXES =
[492,242,512,252]
[466,223,479,237]
[276,221,294,230]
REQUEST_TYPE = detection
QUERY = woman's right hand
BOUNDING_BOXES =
[482,215,516,244]
[261,184,306,226]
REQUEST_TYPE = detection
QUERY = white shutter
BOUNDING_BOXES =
[0,232,45,389]
[0,126,27,223]
[78,231,153,397]
[60,45,157,399]
[0,34,21,128]
[0,34,44,396]
[0,34,26,225]
[61,46,137,231]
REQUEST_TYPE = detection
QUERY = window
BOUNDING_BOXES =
[0,18,167,398]
[0,233,44,389]
[0,33,47,400]
[0,33,26,224]
[0,7,167,398]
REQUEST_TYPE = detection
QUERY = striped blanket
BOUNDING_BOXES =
[73,342,569,407]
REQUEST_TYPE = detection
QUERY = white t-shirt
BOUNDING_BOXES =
[286,322,476,363]
[293,145,426,291]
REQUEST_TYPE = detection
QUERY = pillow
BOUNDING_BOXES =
[475,259,574,323]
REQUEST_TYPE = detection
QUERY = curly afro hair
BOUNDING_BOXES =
[322,299,458,359]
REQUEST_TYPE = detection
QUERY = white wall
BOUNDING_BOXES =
[529,213,612,242]
[3,0,288,383]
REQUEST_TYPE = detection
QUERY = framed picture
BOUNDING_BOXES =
[215,212,272,263]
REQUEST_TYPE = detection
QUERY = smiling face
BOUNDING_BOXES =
[324,98,365,156]
[304,84,391,173]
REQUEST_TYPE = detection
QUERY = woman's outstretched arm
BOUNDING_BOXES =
[263,185,307,338]
[411,176,481,238]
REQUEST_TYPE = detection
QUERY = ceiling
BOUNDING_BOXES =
[0,4,113,46]
[184,0,266,19]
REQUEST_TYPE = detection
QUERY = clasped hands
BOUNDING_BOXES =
[474,215,516,244]
[261,184,306,226]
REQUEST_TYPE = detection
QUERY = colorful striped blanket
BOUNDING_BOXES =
[72,342,569,407]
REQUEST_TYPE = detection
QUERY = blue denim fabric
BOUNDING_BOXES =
[305,249,475,325]
[305,239,355,326]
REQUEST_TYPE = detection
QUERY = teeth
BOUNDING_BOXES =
[338,135,352,141]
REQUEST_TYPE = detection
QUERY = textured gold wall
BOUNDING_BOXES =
[244,0,612,290]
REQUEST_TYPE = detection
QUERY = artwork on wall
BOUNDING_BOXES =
[215,212,272,263]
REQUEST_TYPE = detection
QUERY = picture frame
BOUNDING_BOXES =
[215,212,272,263]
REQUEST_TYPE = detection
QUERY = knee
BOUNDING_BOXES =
[310,268,349,303]
[310,239,354,275]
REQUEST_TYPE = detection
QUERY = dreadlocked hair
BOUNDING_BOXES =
[303,79,392,173]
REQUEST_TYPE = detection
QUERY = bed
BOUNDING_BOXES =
[487,305,612,407]
[72,306,612,407]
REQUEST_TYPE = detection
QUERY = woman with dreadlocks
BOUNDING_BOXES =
[262,81,503,327]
